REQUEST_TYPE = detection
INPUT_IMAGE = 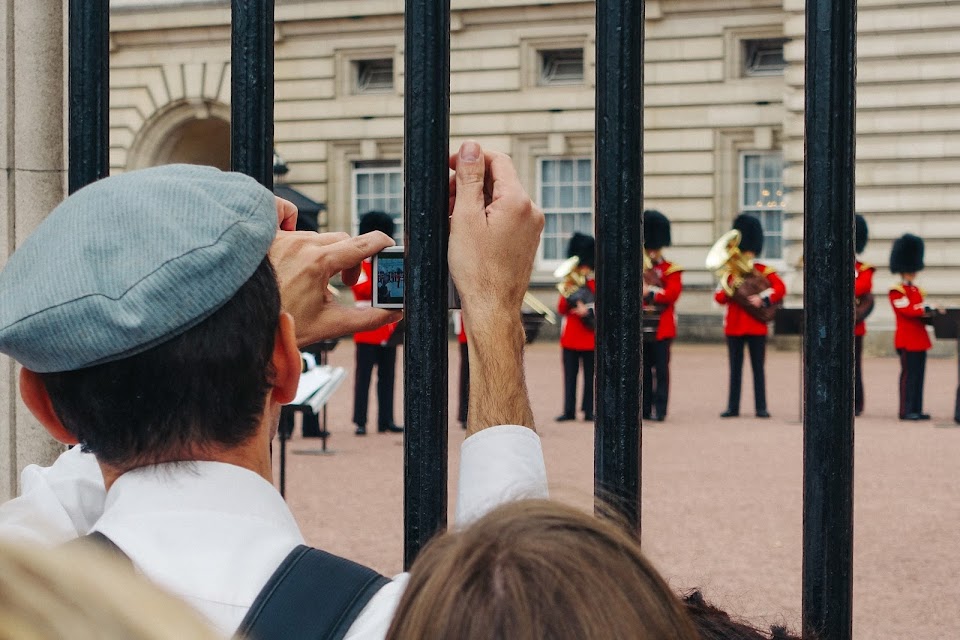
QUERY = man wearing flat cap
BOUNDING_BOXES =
[0,141,548,637]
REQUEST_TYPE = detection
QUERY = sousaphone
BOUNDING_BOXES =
[706,229,779,324]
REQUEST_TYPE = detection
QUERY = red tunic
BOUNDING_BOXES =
[351,260,398,345]
[889,282,931,351]
[457,313,467,344]
[854,261,875,337]
[646,259,683,340]
[558,278,596,351]
[714,262,786,337]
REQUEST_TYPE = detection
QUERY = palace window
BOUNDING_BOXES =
[742,38,788,76]
[538,157,593,264]
[740,152,785,260]
[538,48,585,86]
[353,162,403,243]
[354,58,394,94]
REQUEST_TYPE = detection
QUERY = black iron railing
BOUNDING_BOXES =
[67,2,857,637]
[802,1,857,639]
[594,0,644,530]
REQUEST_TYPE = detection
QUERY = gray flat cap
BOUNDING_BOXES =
[0,164,277,373]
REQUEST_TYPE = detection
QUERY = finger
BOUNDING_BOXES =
[341,263,362,286]
[319,232,396,275]
[275,197,298,231]
[313,231,352,246]
[451,141,486,220]
[323,307,403,337]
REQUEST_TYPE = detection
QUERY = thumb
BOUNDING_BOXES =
[452,141,485,220]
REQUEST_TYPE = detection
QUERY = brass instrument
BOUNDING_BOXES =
[642,253,665,341]
[553,256,587,298]
[706,229,779,324]
[705,229,755,296]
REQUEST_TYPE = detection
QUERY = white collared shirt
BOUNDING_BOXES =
[0,425,548,638]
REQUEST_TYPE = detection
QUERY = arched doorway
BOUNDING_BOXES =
[127,100,231,171]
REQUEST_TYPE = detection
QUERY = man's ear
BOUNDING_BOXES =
[19,369,79,445]
[271,312,301,405]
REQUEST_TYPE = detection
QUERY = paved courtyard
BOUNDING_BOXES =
[273,340,960,639]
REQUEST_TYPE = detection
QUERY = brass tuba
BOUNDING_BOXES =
[554,256,587,298]
[705,229,755,296]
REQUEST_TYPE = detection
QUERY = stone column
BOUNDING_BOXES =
[1,1,67,501]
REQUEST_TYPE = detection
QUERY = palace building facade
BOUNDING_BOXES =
[107,0,960,347]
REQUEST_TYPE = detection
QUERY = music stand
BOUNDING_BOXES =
[932,308,960,427]
[277,364,347,498]
[774,308,804,422]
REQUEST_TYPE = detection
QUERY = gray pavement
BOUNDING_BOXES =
[274,341,960,639]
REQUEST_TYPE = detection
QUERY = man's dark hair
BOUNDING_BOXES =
[40,258,280,468]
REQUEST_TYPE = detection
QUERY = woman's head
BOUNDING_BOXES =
[387,499,699,640]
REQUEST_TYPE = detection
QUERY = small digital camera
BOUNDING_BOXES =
[371,246,460,309]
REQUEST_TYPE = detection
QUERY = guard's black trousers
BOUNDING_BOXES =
[562,348,594,417]
[458,342,470,424]
[642,339,672,419]
[855,335,865,415]
[897,348,927,418]
[353,343,397,429]
[726,335,767,414]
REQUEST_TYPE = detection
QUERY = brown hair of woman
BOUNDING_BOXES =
[386,499,699,640]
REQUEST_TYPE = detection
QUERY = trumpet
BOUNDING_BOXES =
[553,256,588,298]
[705,229,755,296]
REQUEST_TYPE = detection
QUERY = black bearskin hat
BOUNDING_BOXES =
[359,210,395,237]
[732,214,764,255]
[889,233,925,274]
[643,209,672,250]
[567,232,595,269]
[855,215,868,254]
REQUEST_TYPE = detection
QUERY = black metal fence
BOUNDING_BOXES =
[67,1,856,638]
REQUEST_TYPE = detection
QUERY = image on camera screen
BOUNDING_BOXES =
[377,257,404,305]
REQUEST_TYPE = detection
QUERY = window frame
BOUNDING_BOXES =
[741,38,788,77]
[353,58,395,94]
[351,161,404,243]
[738,150,786,263]
[537,48,585,86]
[536,156,594,269]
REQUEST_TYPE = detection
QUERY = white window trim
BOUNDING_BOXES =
[738,150,785,266]
[536,156,593,270]
[351,162,403,241]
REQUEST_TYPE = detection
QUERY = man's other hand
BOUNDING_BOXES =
[270,231,402,346]
[448,141,542,433]
[448,141,544,321]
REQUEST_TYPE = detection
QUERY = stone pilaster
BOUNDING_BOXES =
[1,0,67,500]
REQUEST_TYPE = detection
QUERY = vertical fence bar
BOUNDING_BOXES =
[594,0,644,528]
[68,0,110,194]
[231,0,275,187]
[802,1,857,638]
[403,0,450,568]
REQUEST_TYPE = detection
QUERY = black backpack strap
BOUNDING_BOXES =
[236,545,390,640]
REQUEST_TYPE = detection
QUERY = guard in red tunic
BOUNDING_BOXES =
[556,233,596,422]
[715,215,786,418]
[351,211,403,435]
[642,210,683,422]
[456,311,469,429]
[888,233,935,421]
[854,214,875,417]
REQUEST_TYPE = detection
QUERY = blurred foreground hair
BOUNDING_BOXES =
[0,539,223,640]
[386,499,699,640]
[684,590,805,640]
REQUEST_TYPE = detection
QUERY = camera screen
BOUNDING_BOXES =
[376,256,404,305]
